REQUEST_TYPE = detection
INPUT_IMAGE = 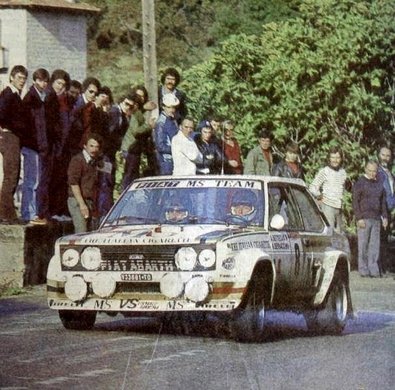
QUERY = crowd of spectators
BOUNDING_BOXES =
[0,65,394,277]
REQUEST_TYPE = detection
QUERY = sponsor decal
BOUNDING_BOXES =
[101,259,175,272]
[135,180,181,189]
[120,299,139,309]
[82,237,191,245]
[227,240,270,251]
[48,299,84,308]
[222,257,235,270]
[48,297,239,311]
[167,300,184,310]
[120,273,153,281]
[195,301,237,309]
[131,179,261,190]
[215,179,257,188]
[270,233,290,250]
[138,301,160,310]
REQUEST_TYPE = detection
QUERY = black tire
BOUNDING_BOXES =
[304,274,348,335]
[230,291,266,342]
[59,310,97,330]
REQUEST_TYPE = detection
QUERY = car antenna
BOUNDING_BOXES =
[221,122,225,175]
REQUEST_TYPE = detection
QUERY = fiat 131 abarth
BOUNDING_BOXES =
[47,176,353,341]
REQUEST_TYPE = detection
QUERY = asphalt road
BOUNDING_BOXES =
[0,271,394,390]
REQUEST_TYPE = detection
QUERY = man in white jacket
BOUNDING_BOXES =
[172,117,203,175]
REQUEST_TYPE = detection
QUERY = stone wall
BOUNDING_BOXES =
[0,222,73,290]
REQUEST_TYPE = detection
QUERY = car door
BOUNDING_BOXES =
[268,183,305,299]
[289,185,329,295]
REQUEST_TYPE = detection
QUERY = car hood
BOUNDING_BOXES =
[58,224,246,246]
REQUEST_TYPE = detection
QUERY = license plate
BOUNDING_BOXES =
[120,273,153,281]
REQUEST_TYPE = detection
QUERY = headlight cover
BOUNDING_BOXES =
[81,247,102,271]
[198,249,216,268]
[175,247,197,271]
[91,273,116,298]
[62,248,80,268]
[64,275,87,302]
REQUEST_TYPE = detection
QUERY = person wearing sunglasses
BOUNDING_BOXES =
[69,77,101,155]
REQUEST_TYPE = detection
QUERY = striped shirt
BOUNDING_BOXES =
[309,166,347,209]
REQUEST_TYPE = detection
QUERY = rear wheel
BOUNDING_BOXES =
[230,291,266,342]
[59,310,97,330]
[304,273,348,335]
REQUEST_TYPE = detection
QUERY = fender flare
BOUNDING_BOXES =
[242,258,276,307]
[313,250,352,313]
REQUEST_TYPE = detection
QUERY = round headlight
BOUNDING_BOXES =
[81,247,102,270]
[64,275,87,302]
[198,249,216,268]
[91,273,116,298]
[175,247,197,271]
[62,248,79,268]
[160,273,185,299]
[184,276,209,303]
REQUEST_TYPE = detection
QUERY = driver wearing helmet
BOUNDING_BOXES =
[164,196,190,223]
[229,190,258,222]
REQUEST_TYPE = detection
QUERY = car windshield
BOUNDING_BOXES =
[103,178,264,227]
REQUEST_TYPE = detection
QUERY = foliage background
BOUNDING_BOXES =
[85,0,395,230]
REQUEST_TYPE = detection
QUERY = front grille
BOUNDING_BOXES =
[100,245,177,272]
[60,244,215,272]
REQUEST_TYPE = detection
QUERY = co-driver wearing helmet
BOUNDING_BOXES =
[229,190,258,223]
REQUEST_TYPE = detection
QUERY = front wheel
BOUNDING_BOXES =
[304,274,348,335]
[230,292,266,342]
[59,310,97,330]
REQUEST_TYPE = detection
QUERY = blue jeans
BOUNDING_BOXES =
[357,218,381,277]
[156,152,173,175]
[21,147,39,221]
[37,150,53,219]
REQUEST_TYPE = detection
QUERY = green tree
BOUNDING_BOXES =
[182,0,394,228]
[84,0,300,97]
[184,0,394,170]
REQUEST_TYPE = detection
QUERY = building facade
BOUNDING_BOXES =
[0,0,99,89]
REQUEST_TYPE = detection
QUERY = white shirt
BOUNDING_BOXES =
[309,166,347,209]
[171,131,202,176]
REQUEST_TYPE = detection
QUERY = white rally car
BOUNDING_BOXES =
[47,176,353,341]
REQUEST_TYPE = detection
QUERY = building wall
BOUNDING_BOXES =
[0,9,28,90]
[26,10,87,83]
[0,8,88,90]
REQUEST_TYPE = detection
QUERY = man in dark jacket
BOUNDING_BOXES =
[0,65,28,223]
[376,146,395,273]
[22,68,59,225]
[69,77,101,156]
[67,133,103,233]
[153,94,180,175]
[195,123,237,174]
[352,160,388,277]
[272,142,304,180]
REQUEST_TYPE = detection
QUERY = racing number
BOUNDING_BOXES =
[294,243,300,277]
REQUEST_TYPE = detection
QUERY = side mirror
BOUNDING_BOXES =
[270,214,285,230]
